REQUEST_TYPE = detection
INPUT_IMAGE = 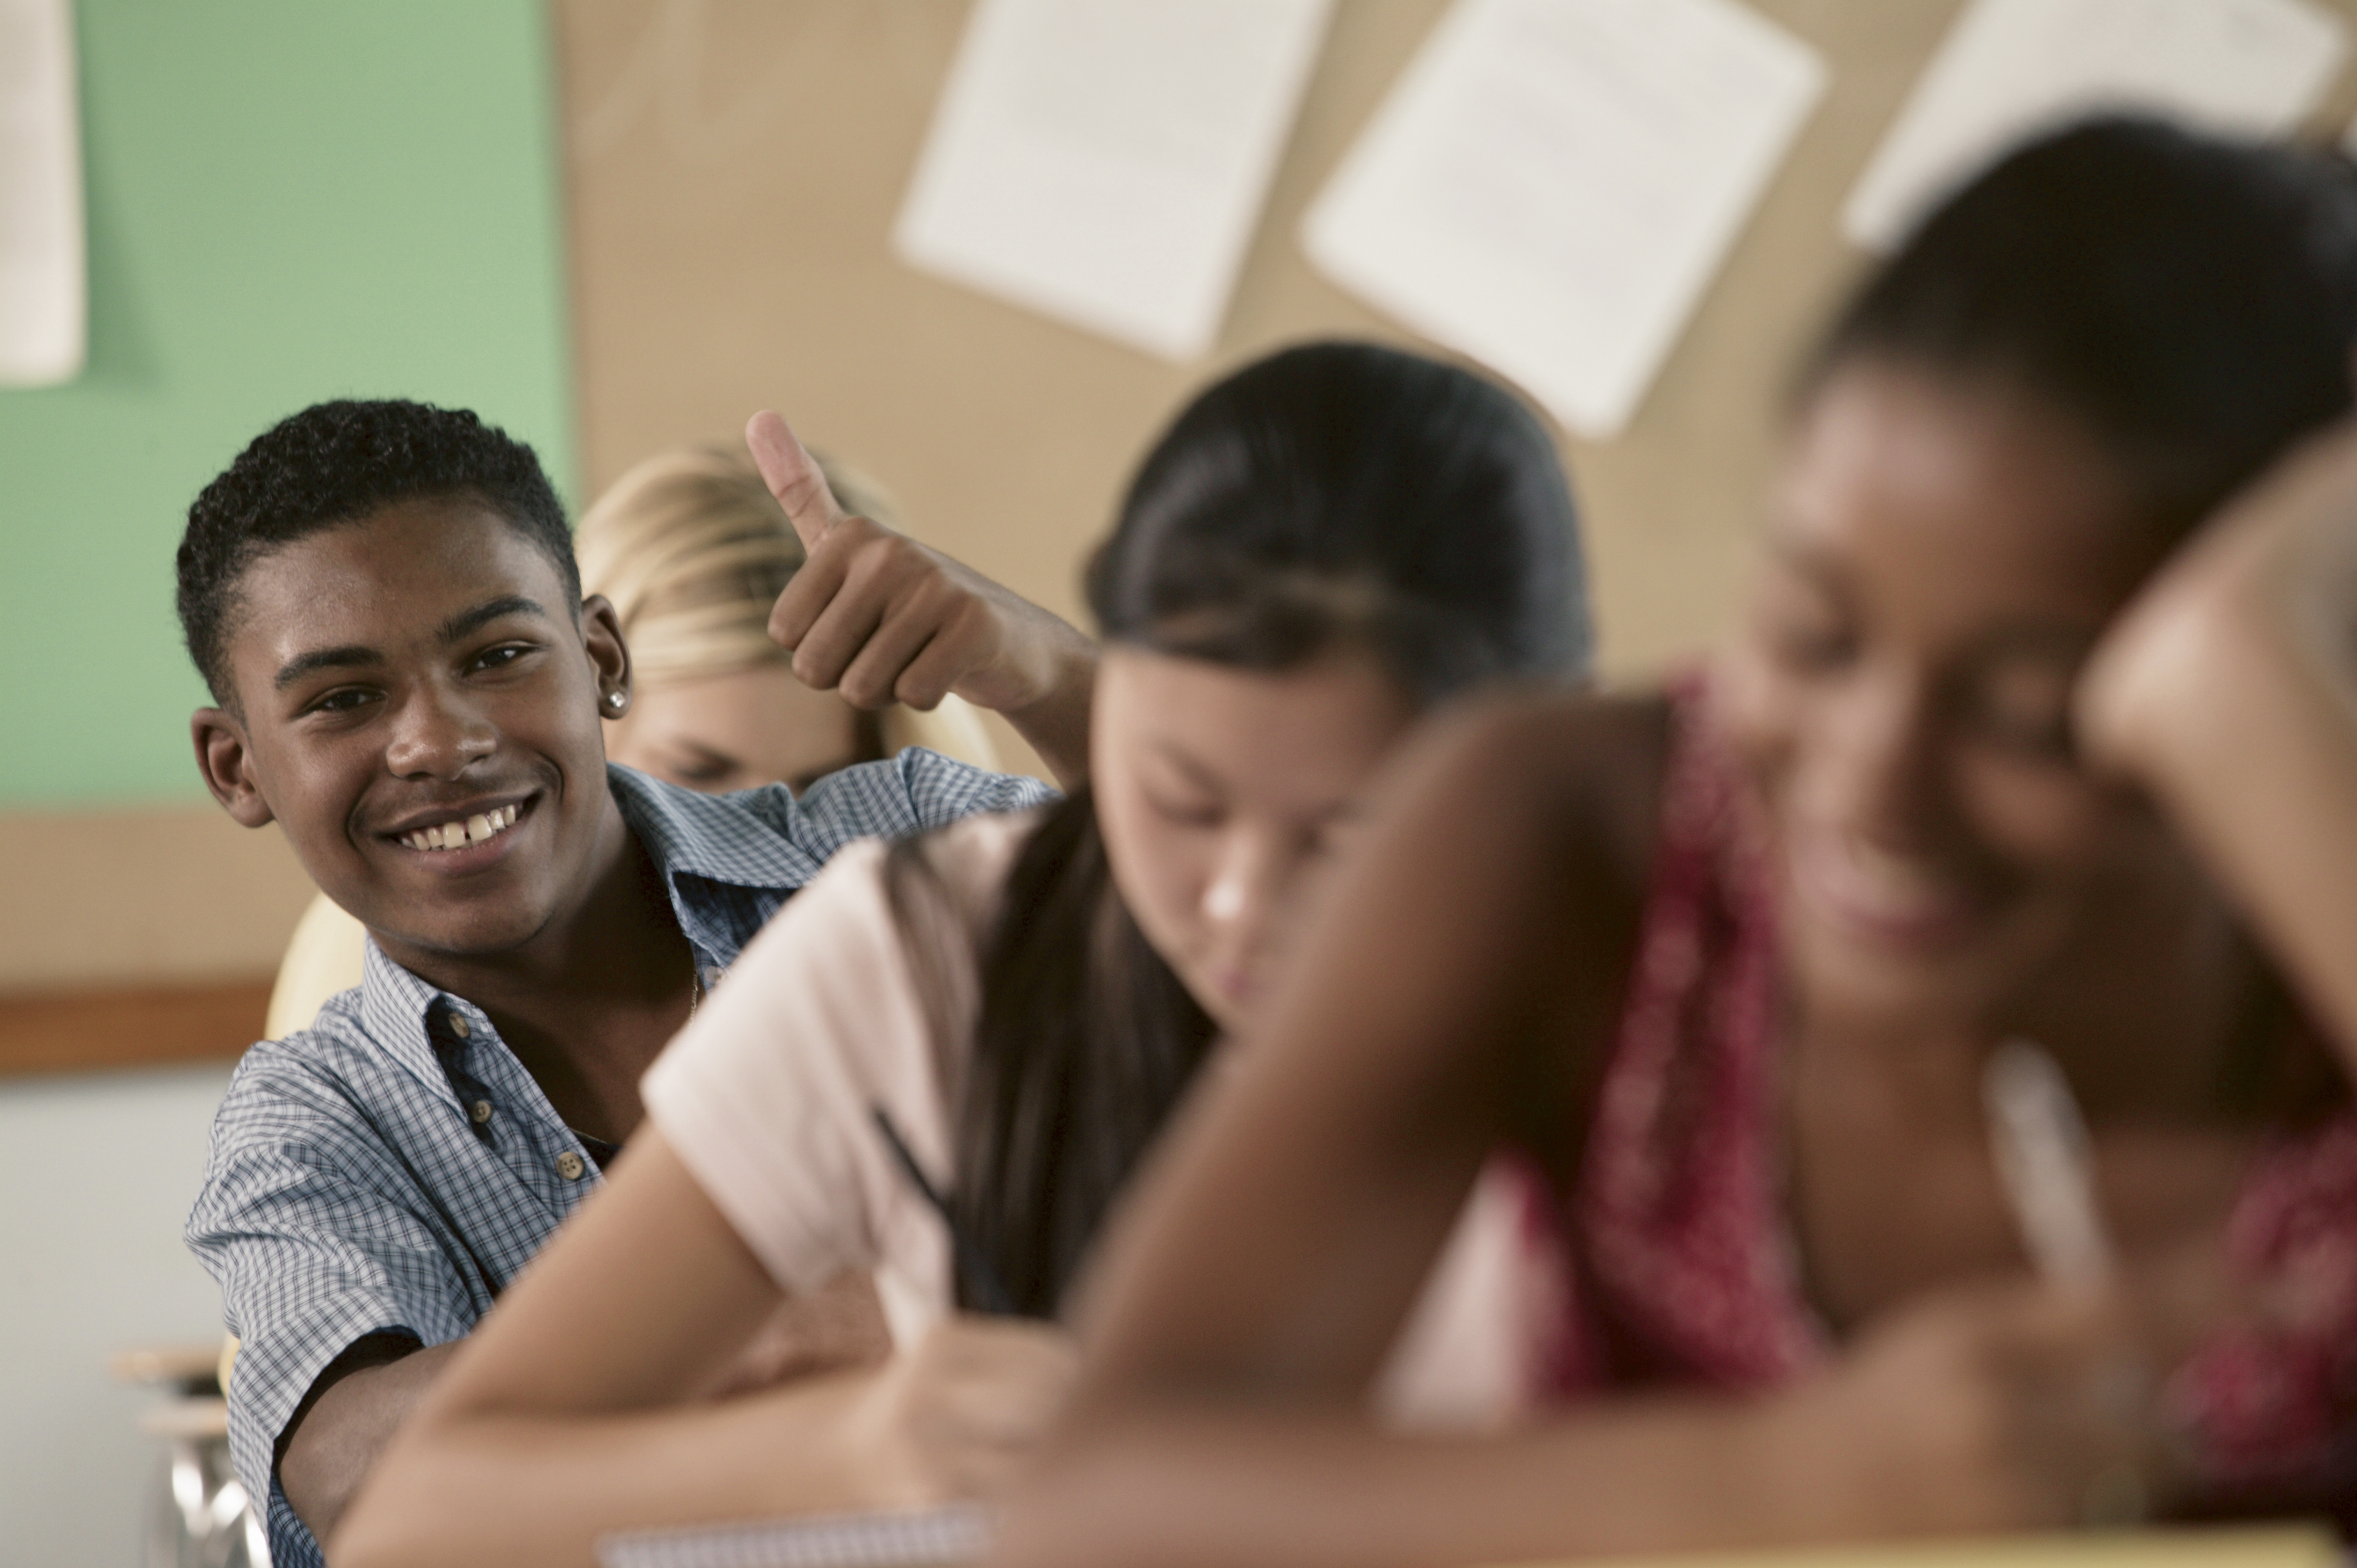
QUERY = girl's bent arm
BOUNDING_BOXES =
[1072,692,1657,1403]
[333,1131,1071,1568]
[331,1131,829,1567]
[2081,416,2357,1065]
[1000,694,1663,1566]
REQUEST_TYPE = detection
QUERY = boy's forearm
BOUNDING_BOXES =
[281,1338,461,1548]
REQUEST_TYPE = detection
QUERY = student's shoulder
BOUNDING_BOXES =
[1383,686,1673,899]
[695,750,1051,850]
[814,747,1055,834]
[1429,681,1667,764]
[891,744,1057,821]
[739,804,1046,967]
[210,995,403,1130]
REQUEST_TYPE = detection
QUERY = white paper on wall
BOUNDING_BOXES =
[894,0,1332,362]
[0,0,84,388]
[1300,0,1825,439]
[1846,0,2347,253]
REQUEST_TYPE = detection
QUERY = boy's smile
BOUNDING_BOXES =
[193,496,633,966]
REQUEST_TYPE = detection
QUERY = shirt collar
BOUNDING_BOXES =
[355,937,473,1108]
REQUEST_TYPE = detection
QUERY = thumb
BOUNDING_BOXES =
[745,410,844,551]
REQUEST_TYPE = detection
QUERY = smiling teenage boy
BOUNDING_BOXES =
[177,399,1094,1568]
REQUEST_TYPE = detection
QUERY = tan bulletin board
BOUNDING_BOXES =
[7,0,2356,1065]
[555,0,2357,698]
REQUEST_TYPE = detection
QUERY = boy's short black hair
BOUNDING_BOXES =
[177,398,577,703]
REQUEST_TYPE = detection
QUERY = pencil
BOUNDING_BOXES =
[871,1105,1019,1316]
[1982,1037,2114,1289]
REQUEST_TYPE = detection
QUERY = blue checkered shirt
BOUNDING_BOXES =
[186,754,1051,1568]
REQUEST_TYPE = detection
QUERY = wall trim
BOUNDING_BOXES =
[0,979,268,1078]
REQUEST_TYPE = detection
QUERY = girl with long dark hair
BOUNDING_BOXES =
[335,341,1593,1567]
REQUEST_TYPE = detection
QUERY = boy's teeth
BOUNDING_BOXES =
[404,804,521,853]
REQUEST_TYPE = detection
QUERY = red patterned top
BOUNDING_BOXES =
[1535,679,2357,1498]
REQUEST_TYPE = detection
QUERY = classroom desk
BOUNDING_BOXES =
[1498,1526,2348,1568]
[595,1511,2342,1568]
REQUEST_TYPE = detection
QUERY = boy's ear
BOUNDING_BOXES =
[192,707,276,828]
[581,593,633,719]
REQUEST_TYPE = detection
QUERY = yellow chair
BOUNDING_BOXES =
[264,892,368,1041]
[262,697,1013,1039]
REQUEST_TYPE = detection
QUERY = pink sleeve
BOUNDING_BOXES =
[640,814,1038,1316]
[642,837,950,1300]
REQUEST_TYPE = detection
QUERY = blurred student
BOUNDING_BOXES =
[1001,120,2357,1568]
[331,341,1594,1568]
[584,443,1007,792]
[176,399,1094,1568]
[264,443,1005,1038]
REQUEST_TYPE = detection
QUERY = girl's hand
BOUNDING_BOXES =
[1782,1273,2207,1535]
[827,1315,1080,1511]
[702,1271,894,1400]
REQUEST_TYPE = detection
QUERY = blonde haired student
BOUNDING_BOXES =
[583,443,1006,793]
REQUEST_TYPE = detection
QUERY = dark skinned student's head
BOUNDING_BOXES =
[179,398,634,961]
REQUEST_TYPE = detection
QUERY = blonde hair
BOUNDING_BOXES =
[575,443,903,687]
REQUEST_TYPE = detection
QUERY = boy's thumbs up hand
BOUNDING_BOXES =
[744,412,1095,783]
[746,409,850,553]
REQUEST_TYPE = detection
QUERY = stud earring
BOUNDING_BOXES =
[605,691,627,711]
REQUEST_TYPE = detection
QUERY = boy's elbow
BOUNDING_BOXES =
[321,1484,391,1568]
[325,1444,440,1568]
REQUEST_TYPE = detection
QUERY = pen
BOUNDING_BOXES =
[1984,1040,2164,1527]
[1982,1037,2114,1290]
[871,1105,1018,1316]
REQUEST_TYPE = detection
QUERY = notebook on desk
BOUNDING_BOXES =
[1492,1527,2345,1568]
[596,1504,990,1568]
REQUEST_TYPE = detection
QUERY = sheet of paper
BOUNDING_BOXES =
[599,1504,989,1568]
[894,0,1331,362]
[1845,0,2347,252]
[1301,0,1824,439]
[0,0,85,387]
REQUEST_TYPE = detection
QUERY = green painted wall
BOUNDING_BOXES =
[0,0,575,808]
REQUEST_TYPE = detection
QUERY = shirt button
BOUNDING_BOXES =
[449,1015,471,1040]
[469,1100,494,1125]
[555,1150,586,1181]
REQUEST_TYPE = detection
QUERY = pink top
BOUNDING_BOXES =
[1548,680,2357,1497]
[645,810,1558,1433]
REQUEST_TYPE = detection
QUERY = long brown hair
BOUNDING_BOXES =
[938,341,1592,1316]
